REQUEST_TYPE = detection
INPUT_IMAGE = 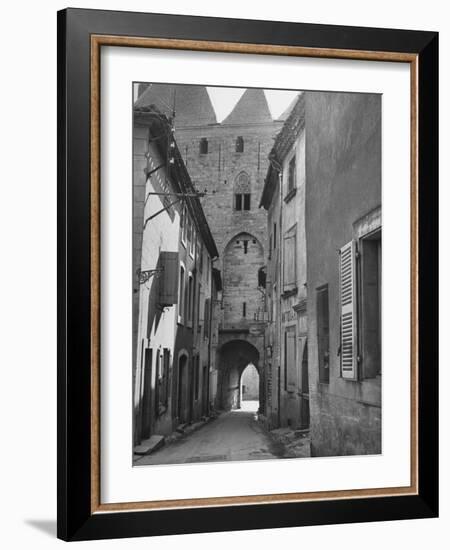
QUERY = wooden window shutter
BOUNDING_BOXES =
[340,241,357,379]
[158,251,179,307]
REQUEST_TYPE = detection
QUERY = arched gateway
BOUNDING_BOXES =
[216,339,263,411]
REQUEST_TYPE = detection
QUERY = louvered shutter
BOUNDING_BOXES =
[159,251,179,306]
[340,241,357,379]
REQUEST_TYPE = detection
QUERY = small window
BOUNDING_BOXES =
[197,282,202,332]
[234,193,251,211]
[273,223,277,249]
[288,156,296,192]
[204,298,210,339]
[235,136,244,153]
[181,206,187,245]
[199,241,203,271]
[184,276,189,322]
[199,138,208,154]
[189,226,195,257]
[243,240,248,254]
[242,302,247,318]
[284,326,297,391]
[178,266,185,323]
[187,275,194,326]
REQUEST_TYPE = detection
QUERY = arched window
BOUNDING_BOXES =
[235,136,244,153]
[234,172,251,211]
[199,137,208,154]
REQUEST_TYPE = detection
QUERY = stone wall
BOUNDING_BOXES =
[305,91,382,456]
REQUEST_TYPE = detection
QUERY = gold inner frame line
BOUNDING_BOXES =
[90,34,419,514]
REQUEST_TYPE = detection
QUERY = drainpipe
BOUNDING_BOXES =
[269,155,283,428]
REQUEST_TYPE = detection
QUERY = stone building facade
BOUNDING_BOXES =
[305,91,382,456]
[133,107,219,450]
[260,91,381,455]
[135,85,285,413]
[260,94,310,430]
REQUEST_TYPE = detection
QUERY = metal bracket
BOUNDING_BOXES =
[137,267,164,285]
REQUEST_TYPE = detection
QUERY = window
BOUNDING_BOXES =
[234,193,250,211]
[235,136,244,153]
[359,230,382,379]
[272,284,277,323]
[184,275,189,323]
[197,282,202,332]
[178,266,185,323]
[199,138,208,154]
[199,242,204,272]
[258,266,266,288]
[317,286,330,383]
[242,302,247,318]
[288,156,296,193]
[273,223,277,249]
[181,206,187,245]
[284,326,297,392]
[189,226,195,257]
[187,217,192,246]
[204,298,210,339]
[243,240,248,254]
[187,274,194,326]
[234,172,251,211]
[194,355,200,400]
[283,225,297,293]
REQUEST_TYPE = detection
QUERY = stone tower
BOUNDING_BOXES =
[135,84,285,411]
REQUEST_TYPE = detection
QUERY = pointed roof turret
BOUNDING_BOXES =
[134,84,217,127]
[222,88,273,125]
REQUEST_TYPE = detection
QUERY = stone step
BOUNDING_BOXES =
[134,435,165,456]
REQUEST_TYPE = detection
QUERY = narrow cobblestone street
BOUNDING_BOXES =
[136,402,286,465]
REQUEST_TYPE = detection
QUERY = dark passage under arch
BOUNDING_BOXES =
[216,340,261,411]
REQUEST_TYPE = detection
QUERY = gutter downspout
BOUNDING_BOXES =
[268,155,283,428]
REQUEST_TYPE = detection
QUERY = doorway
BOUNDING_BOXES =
[300,342,310,429]
[141,348,153,439]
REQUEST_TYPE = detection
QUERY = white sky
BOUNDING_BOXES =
[206,87,299,121]
[133,83,299,122]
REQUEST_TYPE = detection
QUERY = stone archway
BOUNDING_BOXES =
[216,340,260,411]
[240,364,260,412]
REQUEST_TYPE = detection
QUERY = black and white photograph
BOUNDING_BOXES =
[132,83,381,466]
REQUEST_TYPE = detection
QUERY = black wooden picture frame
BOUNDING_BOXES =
[57,7,438,541]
